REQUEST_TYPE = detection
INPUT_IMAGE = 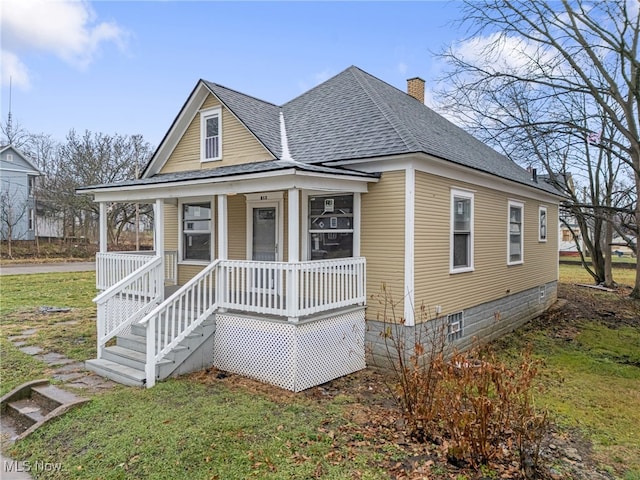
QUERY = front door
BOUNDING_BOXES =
[249,201,281,294]
[252,206,277,261]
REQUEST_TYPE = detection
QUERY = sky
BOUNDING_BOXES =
[1,0,468,149]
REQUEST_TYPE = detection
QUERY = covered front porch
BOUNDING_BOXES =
[82,161,377,390]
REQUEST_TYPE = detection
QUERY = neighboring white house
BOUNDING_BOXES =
[0,145,41,241]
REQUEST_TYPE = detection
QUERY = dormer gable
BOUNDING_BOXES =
[143,81,279,178]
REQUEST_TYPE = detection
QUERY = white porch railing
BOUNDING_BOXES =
[97,250,178,289]
[93,256,164,359]
[218,257,366,318]
[96,251,155,290]
[139,260,220,387]
[98,256,366,388]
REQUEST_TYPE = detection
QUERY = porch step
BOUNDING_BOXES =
[102,345,170,371]
[85,358,146,387]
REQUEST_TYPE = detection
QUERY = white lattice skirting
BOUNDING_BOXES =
[213,308,366,392]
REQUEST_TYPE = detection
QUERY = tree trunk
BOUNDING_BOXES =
[603,214,615,288]
[631,174,640,299]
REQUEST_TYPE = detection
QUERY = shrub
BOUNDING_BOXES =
[376,289,549,477]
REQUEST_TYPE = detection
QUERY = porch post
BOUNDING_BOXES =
[217,194,228,260]
[99,202,108,253]
[154,200,165,300]
[217,194,228,311]
[287,188,300,321]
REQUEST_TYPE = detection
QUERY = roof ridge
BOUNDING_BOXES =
[203,80,280,108]
[349,68,422,152]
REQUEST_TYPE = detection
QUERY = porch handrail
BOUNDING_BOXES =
[218,257,366,319]
[139,259,221,387]
[96,251,157,290]
[292,257,366,317]
[94,256,164,359]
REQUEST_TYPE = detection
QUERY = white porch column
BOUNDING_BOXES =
[99,202,108,253]
[217,194,228,260]
[154,199,165,300]
[288,188,300,262]
[353,192,361,257]
[154,199,164,254]
[287,188,300,322]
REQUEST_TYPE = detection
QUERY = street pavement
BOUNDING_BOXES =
[0,262,95,276]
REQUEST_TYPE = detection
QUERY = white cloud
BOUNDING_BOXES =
[452,32,555,75]
[1,0,127,88]
[1,50,31,89]
[397,62,408,76]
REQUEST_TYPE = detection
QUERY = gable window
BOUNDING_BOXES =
[182,202,212,261]
[538,206,547,242]
[450,189,474,272]
[200,107,222,162]
[508,201,524,264]
[309,194,353,259]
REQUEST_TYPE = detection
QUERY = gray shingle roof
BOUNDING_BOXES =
[79,159,378,190]
[117,66,561,196]
[203,81,282,158]
[198,66,559,196]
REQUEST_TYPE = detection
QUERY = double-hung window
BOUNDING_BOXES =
[538,206,547,242]
[451,189,474,272]
[508,201,524,264]
[308,194,354,259]
[200,107,221,162]
[182,202,212,261]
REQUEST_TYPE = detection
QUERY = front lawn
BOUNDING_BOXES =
[1,266,639,479]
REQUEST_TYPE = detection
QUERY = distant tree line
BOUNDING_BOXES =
[1,121,154,247]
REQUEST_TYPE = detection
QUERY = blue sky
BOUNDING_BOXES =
[1,1,466,148]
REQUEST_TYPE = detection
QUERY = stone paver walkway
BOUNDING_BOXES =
[2,323,116,478]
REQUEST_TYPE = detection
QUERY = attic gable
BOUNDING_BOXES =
[0,145,41,174]
[143,81,279,178]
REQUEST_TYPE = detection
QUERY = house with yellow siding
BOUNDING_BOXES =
[78,66,562,391]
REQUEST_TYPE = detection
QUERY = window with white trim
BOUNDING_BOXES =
[538,206,547,242]
[28,208,34,231]
[308,194,353,259]
[447,312,464,341]
[182,202,212,261]
[508,201,524,264]
[200,107,221,162]
[451,190,474,272]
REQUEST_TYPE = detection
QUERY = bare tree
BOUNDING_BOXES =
[59,130,154,246]
[0,183,30,258]
[436,0,640,297]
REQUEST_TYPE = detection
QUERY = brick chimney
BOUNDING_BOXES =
[407,77,425,103]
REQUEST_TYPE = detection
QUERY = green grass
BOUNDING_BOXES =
[498,264,640,477]
[8,380,388,479]
[559,263,636,286]
[1,266,639,478]
[0,272,97,394]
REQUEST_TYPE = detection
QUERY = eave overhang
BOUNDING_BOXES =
[77,167,379,203]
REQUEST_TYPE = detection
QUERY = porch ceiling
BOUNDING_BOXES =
[77,160,379,202]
